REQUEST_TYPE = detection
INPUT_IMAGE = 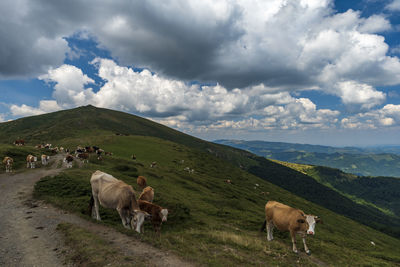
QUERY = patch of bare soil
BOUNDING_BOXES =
[0,154,193,267]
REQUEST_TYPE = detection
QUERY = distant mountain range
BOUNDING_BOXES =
[214,139,400,177]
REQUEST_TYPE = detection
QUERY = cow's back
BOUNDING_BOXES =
[266,201,304,231]
[91,170,134,209]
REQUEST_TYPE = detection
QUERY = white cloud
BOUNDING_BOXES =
[1,0,399,99]
[39,65,95,108]
[335,81,386,109]
[12,59,341,132]
[385,0,400,11]
[10,100,61,117]
[341,104,400,129]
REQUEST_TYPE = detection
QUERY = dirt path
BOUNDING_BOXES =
[0,155,194,267]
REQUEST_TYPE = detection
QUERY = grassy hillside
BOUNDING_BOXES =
[33,134,400,266]
[273,160,400,218]
[2,106,400,265]
[215,139,400,177]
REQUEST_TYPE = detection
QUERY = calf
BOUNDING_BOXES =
[26,155,37,168]
[41,154,50,166]
[139,186,154,203]
[137,176,147,189]
[3,157,13,172]
[138,200,168,234]
[260,201,322,255]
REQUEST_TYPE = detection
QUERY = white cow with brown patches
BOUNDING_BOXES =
[3,157,13,172]
[26,155,37,169]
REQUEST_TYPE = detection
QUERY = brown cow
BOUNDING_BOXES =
[139,186,154,203]
[14,139,25,146]
[260,201,322,255]
[137,176,147,189]
[26,155,37,168]
[138,200,168,234]
[3,157,13,172]
[76,152,89,163]
[89,171,149,233]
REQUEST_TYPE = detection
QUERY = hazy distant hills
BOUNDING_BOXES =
[215,139,400,177]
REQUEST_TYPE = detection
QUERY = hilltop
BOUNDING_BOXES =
[1,106,400,266]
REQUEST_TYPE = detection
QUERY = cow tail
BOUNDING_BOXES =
[260,220,267,232]
[88,195,94,216]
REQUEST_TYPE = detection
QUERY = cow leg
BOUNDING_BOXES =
[302,235,310,255]
[27,162,29,168]
[117,208,130,229]
[290,230,298,253]
[266,221,274,241]
[92,193,101,220]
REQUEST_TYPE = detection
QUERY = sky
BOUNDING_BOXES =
[0,0,400,147]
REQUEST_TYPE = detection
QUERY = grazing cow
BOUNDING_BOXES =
[76,152,89,163]
[41,154,50,166]
[139,186,154,203]
[3,157,13,172]
[89,170,149,233]
[44,144,52,149]
[137,176,147,189]
[138,200,168,234]
[64,154,74,168]
[35,144,44,149]
[225,179,232,184]
[85,146,95,153]
[260,201,322,255]
[105,151,113,156]
[14,139,25,146]
[26,155,37,168]
[150,161,157,168]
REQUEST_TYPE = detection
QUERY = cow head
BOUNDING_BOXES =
[160,208,168,222]
[297,215,322,235]
[131,210,150,233]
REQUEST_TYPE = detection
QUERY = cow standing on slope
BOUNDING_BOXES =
[41,154,50,166]
[89,170,149,233]
[64,154,74,168]
[26,155,37,169]
[3,157,13,172]
[260,201,322,255]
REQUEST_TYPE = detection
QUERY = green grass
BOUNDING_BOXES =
[34,134,400,266]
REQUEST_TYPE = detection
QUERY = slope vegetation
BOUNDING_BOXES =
[1,106,400,265]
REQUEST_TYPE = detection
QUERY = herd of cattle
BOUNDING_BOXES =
[2,140,322,254]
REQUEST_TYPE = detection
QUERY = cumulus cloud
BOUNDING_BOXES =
[13,59,341,132]
[385,0,400,11]
[39,65,95,108]
[1,0,399,101]
[341,104,400,129]
[335,81,386,110]
[10,100,61,117]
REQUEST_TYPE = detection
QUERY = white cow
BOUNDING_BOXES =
[26,155,37,168]
[41,154,50,166]
[89,170,149,233]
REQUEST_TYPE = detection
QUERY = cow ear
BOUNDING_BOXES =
[315,218,323,224]
[297,219,305,224]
